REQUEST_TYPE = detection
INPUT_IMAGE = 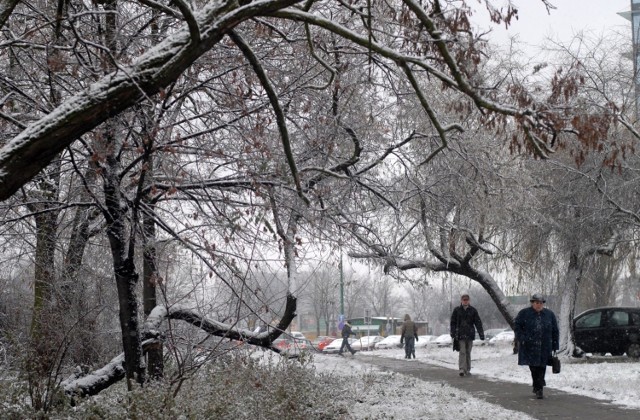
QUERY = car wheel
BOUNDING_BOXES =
[626,343,640,359]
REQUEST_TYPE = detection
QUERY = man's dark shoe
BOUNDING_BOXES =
[536,389,544,399]
[459,372,464,377]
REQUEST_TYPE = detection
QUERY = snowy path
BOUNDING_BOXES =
[356,354,640,420]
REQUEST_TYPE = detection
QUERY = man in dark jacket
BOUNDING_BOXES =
[450,294,484,376]
[400,314,419,359]
[514,293,559,400]
[338,321,356,356]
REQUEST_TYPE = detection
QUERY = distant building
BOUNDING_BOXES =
[347,316,429,336]
[508,294,559,313]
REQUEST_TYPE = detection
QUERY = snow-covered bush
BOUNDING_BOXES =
[1,350,349,419]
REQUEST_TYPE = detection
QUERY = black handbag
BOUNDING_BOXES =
[452,339,460,352]
[549,352,561,374]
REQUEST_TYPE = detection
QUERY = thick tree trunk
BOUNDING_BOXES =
[111,257,145,386]
[101,117,145,385]
[559,251,582,356]
[143,206,163,380]
[25,162,65,413]
[28,0,69,379]
[32,210,57,333]
[30,207,60,377]
[60,193,99,364]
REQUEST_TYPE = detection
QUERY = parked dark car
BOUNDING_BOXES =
[573,307,640,358]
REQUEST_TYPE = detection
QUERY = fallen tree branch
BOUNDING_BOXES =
[61,293,297,398]
[61,353,125,397]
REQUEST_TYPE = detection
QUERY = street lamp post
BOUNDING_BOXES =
[337,253,345,334]
[365,309,370,339]
[619,1,640,118]
[339,254,344,315]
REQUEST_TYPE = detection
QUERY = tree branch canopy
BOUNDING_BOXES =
[0,0,302,200]
[0,0,610,201]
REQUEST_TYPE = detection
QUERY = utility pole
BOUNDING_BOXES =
[337,253,345,332]
[619,1,640,118]
[339,253,345,315]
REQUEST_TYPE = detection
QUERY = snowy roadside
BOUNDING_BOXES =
[312,342,640,417]
[312,350,536,419]
[406,343,640,409]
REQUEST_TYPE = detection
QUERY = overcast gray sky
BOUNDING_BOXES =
[475,0,631,51]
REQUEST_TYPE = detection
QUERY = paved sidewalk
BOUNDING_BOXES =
[360,355,640,420]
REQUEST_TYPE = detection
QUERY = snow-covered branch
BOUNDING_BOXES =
[61,293,297,398]
[145,293,297,348]
[349,247,517,327]
[0,0,303,200]
[61,354,125,398]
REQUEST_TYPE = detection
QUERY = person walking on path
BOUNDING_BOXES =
[338,321,357,356]
[450,293,484,376]
[514,293,559,400]
[400,314,419,359]
[385,317,392,337]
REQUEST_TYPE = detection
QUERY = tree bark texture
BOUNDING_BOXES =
[143,205,163,380]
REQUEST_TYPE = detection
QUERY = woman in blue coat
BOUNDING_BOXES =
[514,293,559,400]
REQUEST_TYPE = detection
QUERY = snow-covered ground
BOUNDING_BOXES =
[311,342,640,419]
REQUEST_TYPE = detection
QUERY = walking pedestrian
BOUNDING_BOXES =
[514,293,559,400]
[450,293,484,376]
[400,314,419,359]
[338,321,357,356]
[385,317,392,337]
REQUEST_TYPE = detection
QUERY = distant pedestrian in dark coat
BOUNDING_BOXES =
[514,293,559,400]
[450,294,484,376]
[338,321,356,356]
[400,314,419,359]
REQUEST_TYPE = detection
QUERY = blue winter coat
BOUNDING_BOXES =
[514,307,559,367]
